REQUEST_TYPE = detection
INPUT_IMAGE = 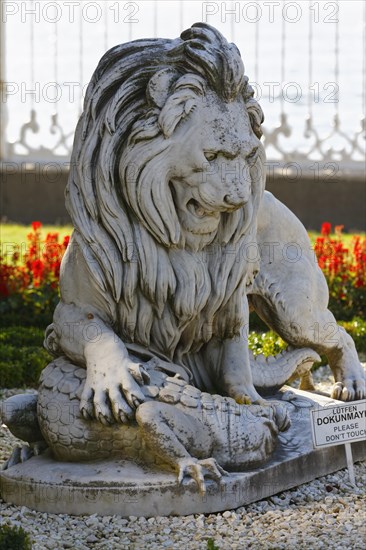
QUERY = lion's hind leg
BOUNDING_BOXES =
[250,274,366,401]
[253,192,365,401]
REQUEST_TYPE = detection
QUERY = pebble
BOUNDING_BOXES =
[0,368,365,550]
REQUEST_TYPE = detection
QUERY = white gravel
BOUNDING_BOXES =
[1,365,365,550]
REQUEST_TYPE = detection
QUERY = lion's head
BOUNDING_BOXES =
[122,74,263,251]
[66,23,266,353]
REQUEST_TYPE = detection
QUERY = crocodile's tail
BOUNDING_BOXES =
[250,347,321,395]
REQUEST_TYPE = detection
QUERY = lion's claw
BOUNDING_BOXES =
[128,363,150,385]
[177,457,228,495]
[331,377,365,402]
[81,406,93,421]
[200,458,228,478]
[329,359,366,402]
[232,385,263,405]
[97,412,112,426]
[122,386,145,410]
[80,357,148,424]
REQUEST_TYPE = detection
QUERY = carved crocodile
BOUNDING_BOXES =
[1,347,319,493]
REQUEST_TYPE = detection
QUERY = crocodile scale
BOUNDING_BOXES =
[37,355,289,467]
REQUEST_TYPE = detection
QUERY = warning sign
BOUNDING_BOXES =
[311,400,366,448]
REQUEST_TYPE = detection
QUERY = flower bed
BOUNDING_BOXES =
[0,222,69,327]
[314,223,366,320]
[0,222,365,387]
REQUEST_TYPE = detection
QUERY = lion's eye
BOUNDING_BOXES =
[204,151,218,162]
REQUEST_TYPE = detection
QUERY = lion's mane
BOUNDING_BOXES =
[66,23,265,363]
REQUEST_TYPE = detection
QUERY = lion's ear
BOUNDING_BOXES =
[247,98,264,139]
[147,69,178,108]
[158,74,206,138]
[158,92,198,138]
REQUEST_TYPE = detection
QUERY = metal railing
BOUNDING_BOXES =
[1,0,365,173]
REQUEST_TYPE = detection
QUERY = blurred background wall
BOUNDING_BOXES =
[1,0,365,229]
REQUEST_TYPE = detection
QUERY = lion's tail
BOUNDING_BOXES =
[250,347,321,395]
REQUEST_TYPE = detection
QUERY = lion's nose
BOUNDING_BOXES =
[223,194,246,209]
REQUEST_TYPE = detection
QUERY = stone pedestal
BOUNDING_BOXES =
[1,388,365,516]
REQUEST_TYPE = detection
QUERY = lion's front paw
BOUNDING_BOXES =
[177,457,228,495]
[331,373,366,402]
[80,359,150,424]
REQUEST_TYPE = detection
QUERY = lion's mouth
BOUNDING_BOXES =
[186,199,218,219]
[169,182,221,239]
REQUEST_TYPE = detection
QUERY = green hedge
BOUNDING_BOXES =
[0,320,365,389]
[0,327,51,388]
[0,525,32,550]
[248,330,287,356]
[0,288,57,329]
[339,318,366,353]
[248,317,366,358]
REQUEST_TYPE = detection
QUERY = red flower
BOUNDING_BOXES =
[321,222,331,236]
[0,222,72,298]
[31,259,44,279]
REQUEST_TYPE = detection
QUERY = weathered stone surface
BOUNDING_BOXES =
[0,394,43,443]
[1,390,364,516]
[41,22,364,447]
[1,22,365,513]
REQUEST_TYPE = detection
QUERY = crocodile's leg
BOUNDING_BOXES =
[136,402,225,494]
[2,441,48,470]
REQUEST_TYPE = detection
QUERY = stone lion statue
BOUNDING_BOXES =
[2,23,365,497]
[43,23,364,424]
